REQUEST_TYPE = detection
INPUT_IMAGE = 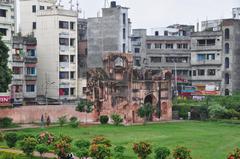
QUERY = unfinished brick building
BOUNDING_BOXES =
[87,52,172,123]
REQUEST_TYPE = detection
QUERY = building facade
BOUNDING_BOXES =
[233,8,240,19]
[87,1,131,68]
[11,36,38,104]
[19,0,55,35]
[34,6,78,100]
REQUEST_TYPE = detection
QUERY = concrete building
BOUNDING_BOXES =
[232,8,240,19]
[19,0,55,36]
[201,19,223,31]
[190,31,222,92]
[11,35,38,104]
[34,5,78,100]
[87,1,131,68]
[132,28,192,86]
[221,19,240,95]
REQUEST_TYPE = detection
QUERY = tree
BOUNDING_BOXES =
[4,132,18,148]
[0,36,11,92]
[20,137,38,158]
[36,144,49,158]
[133,142,152,159]
[137,103,154,124]
[76,99,94,124]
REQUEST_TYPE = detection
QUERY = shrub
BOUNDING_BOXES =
[0,151,16,159]
[4,132,18,148]
[172,105,191,119]
[208,104,227,119]
[19,137,38,157]
[37,132,55,145]
[133,142,152,159]
[227,148,240,159]
[70,116,79,128]
[173,146,192,159]
[18,134,35,141]
[89,144,111,159]
[0,117,13,128]
[58,115,67,127]
[76,148,89,159]
[111,114,123,126]
[114,145,125,159]
[70,116,78,122]
[0,131,4,142]
[154,147,170,159]
[75,139,90,149]
[91,136,111,147]
[36,144,49,157]
[100,115,109,124]
[54,137,72,159]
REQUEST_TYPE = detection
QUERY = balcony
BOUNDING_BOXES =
[132,41,141,46]
[14,92,24,99]
[25,57,37,63]
[13,74,24,80]
[24,92,37,98]
[25,75,37,81]
[12,55,24,62]
[191,43,222,51]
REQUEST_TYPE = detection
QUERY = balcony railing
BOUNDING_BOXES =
[25,57,37,63]
[25,75,37,81]
[12,55,24,62]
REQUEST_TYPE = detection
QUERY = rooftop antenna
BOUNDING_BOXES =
[76,0,82,16]
[69,0,73,10]
[104,0,109,8]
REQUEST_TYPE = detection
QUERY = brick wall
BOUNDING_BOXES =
[0,105,98,123]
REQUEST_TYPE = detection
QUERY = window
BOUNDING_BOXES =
[193,70,196,76]
[225,28,230,40]
[15,85,22,93]
[197,54,205,61]
[32,22,36,29]
[123,13,126,25]
[123,28,126,39]
[147,43,151,49]
[197,39,205,46]
[59,21,69,29]
[198,69,205,76]
[225,73,230,84]
[177,43,188,49]
[40,6,44,10]
[26,85,35,92]
[13,67,22,74]
[0,28,7,36]
[32,5,36,13]
[207,39,215,46]
[70,72,75,79]
[59,38,69,46]
[134,48,140,53]
[70,55,75,63]
[225,89,230,96]
[155,31,159,36]
[70,22,75,30]
[155,43,161,49]
[70,88,75,95]
[70,38,75,47]
[206,54,215,60]
[166,43,173,49]
[27,49,36,57]
[59,88,69,96]
[207,69,216,76]
[59,55,69,62]
[123,43,126,53]
[134,58,141,67]
[225,43,229,54]
[225,57,230,69]
[26,67,36,75]
[150,57,161,63]
[0,9,7,17]
[47,6,51,9]
[59,72,69,79]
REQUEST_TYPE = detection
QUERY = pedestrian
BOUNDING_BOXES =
[41,114,45,128]
[46,115,51,127]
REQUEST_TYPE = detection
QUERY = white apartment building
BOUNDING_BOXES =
[19,0,55,35]
[35,6,78,100]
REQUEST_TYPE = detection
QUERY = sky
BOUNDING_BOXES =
[60,0,240,29]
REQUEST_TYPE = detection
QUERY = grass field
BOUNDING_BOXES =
[2,121,240,159]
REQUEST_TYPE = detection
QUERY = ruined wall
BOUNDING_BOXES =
[0,105,97,123]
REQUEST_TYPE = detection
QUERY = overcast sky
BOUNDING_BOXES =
[61,0,240,29]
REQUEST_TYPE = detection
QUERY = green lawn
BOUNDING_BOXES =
[2,121,240,159]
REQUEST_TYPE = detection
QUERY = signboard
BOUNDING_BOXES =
[0,96,11,106]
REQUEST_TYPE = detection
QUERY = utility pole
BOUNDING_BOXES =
[174,61,178,97]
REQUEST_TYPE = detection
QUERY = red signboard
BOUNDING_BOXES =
[0,96,11,106]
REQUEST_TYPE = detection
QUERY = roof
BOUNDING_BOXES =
[146,36,191,41]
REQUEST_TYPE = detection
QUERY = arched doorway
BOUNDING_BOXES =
[144,94,153,104]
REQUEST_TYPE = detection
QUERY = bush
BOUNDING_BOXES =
[133,142,152,159]
[0,151,16,159]
[100,115,109,124]
[37,132,55,145]
[114,145,125,159]
[58,115,67,127]
[208,104,227,119]
[36,144,49,157]
[76,148,89,159]
[54,136,72,159]
[70,117,79,128]
[154,147,170,159]
[173,146,192,159]
[89,144,111,159]
[75,139,90,149]
[0,131,4,142]
[19,137,38,157]
[172,105,191,119]
[227,148,240,159]
[0,117,13,128]
[70,116,78,122]
[91,136,111,147]
[190,106,209,120]
[111,114,123,126]
[4,132,18,148]
[17,134,35,141]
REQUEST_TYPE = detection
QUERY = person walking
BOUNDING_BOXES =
[41,114,45,128]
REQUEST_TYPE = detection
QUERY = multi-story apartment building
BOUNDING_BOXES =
[132,27,192,83]
[19,0,55,35]
[190,31,222,92]
[221,19,240,95]
[201,19,223,32]
[233,8,240,19]
[11,36,38,104]
[34,5,78,100]
[87,1,131,68]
